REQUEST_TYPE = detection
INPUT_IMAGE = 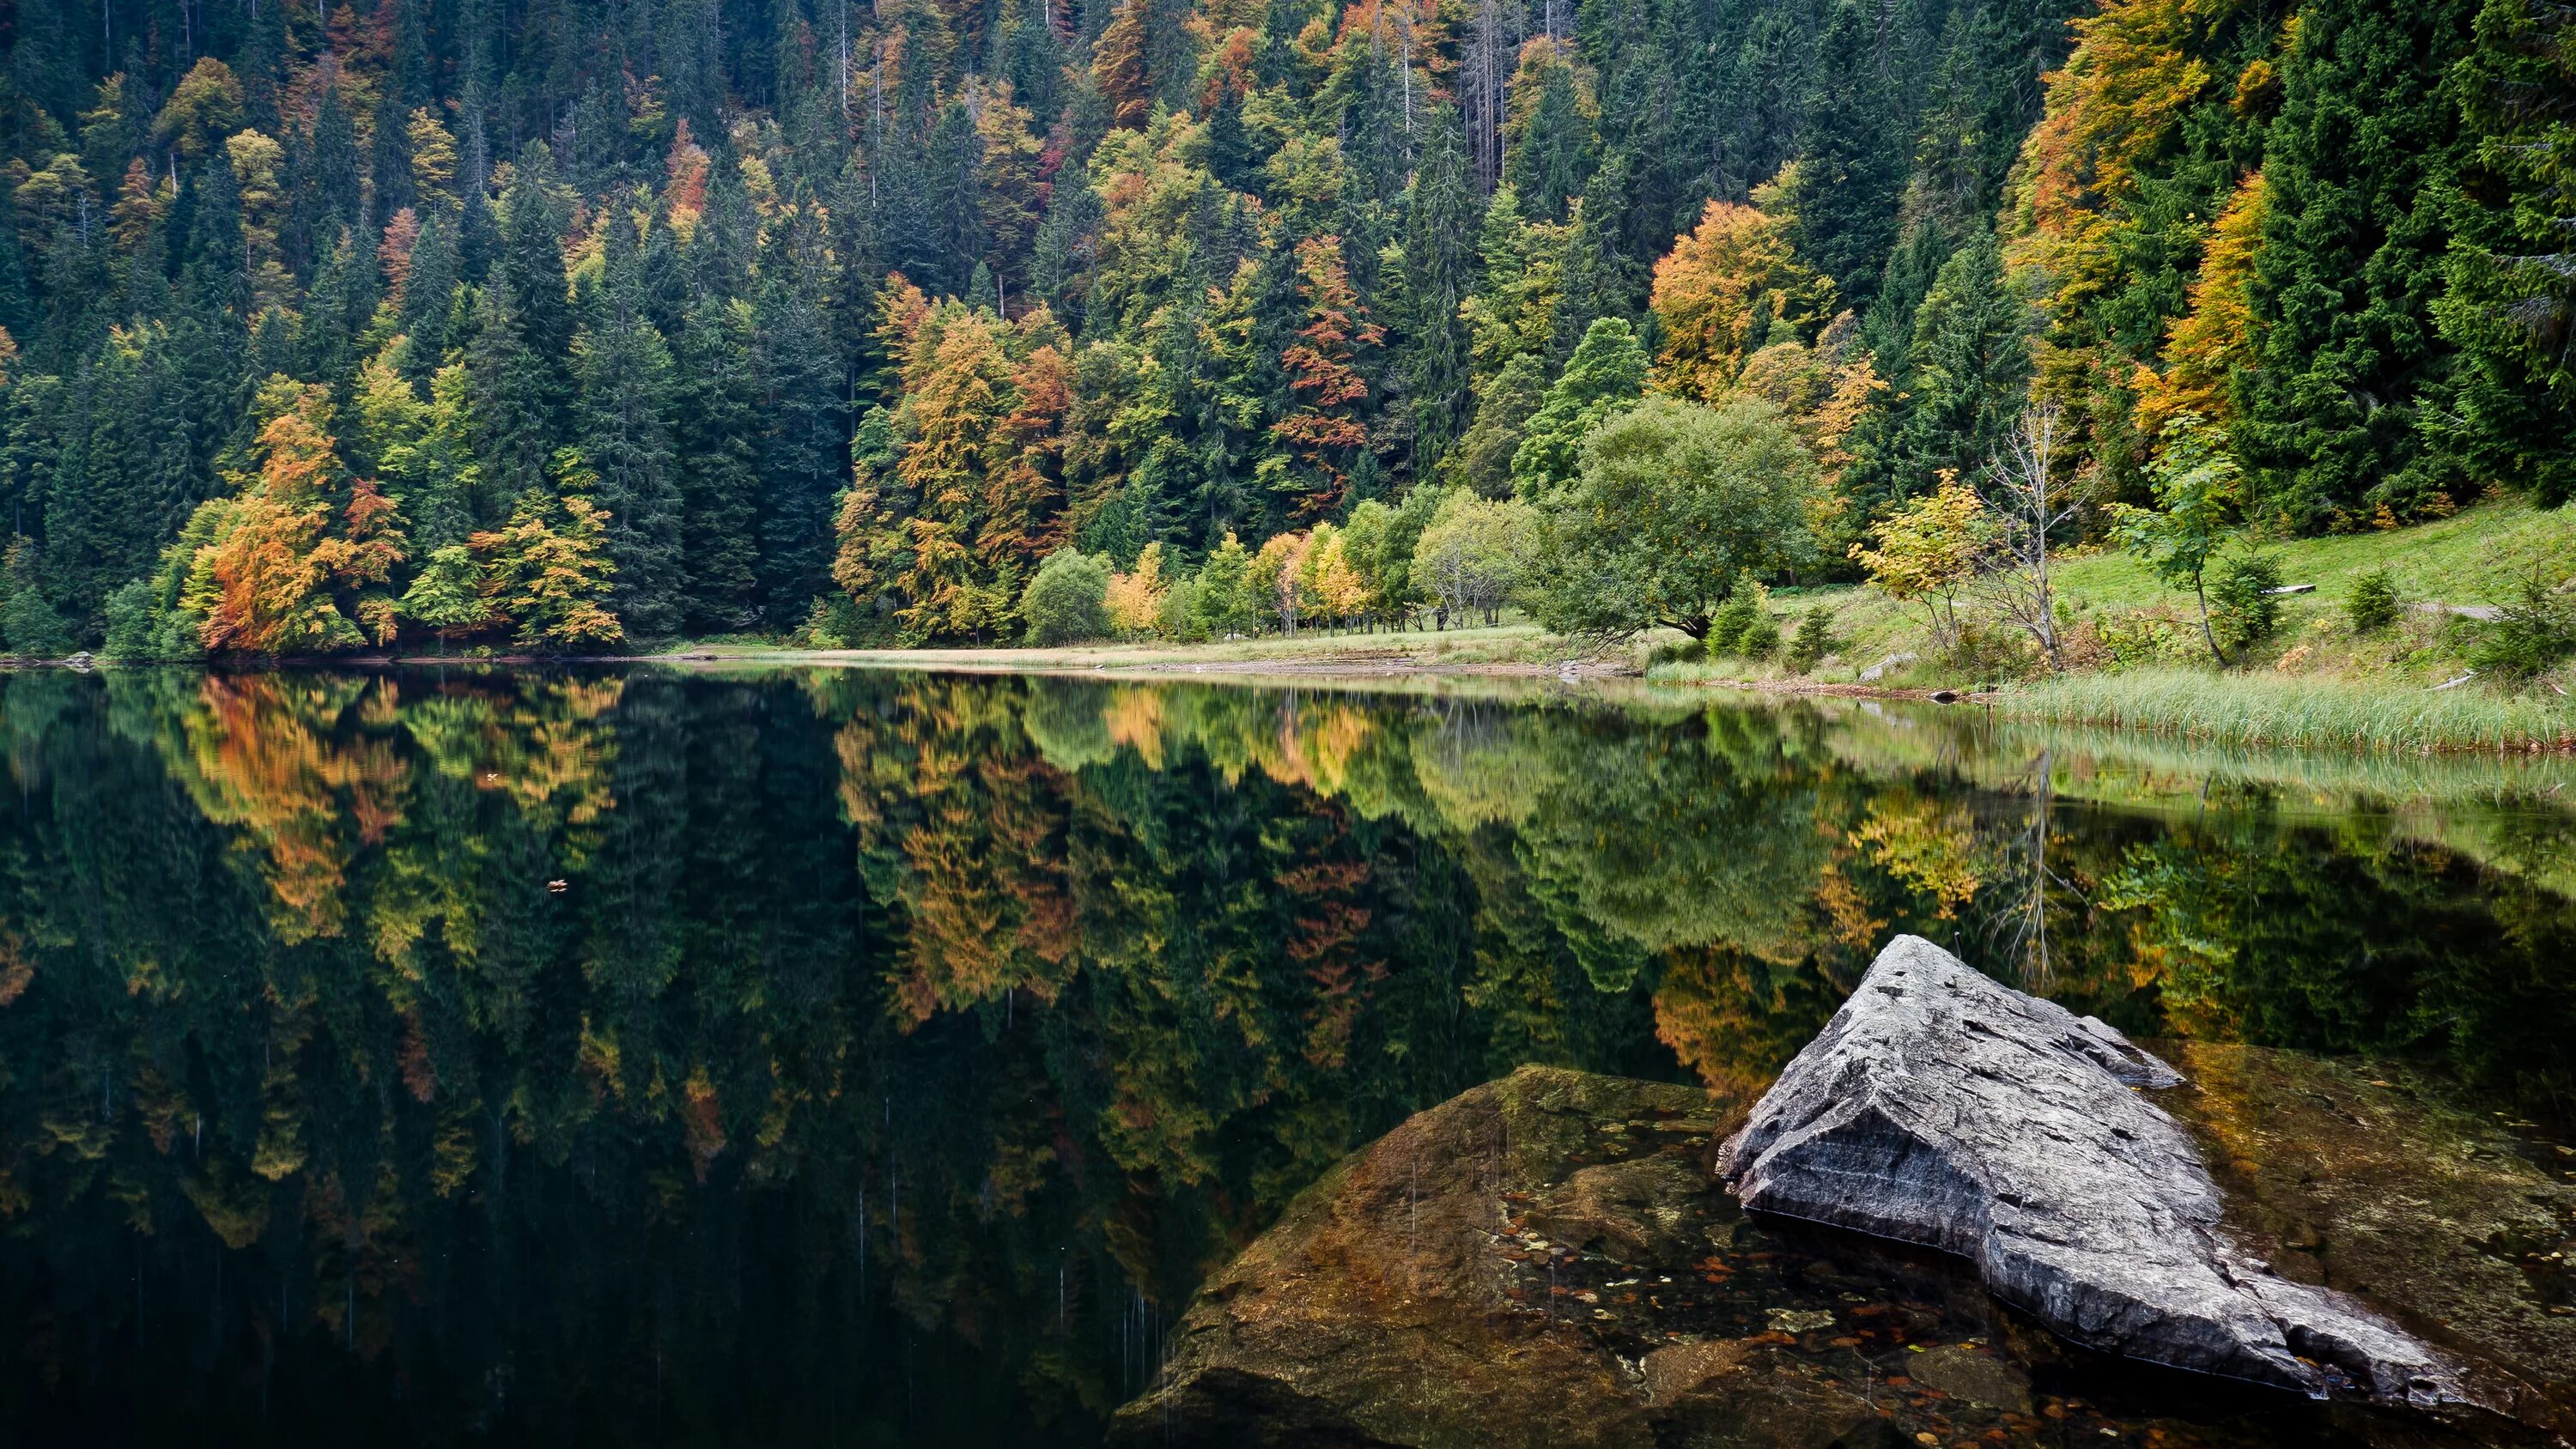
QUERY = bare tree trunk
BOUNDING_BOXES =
[1978,403,2080,670]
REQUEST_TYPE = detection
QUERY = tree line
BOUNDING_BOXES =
[0,0,2564,655]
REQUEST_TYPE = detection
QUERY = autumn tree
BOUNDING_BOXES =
[185,382,407,654]
[1271,236,1383,518]
[1650,173,1831,401]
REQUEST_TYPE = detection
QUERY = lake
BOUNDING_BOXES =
[0,666,2568,1446]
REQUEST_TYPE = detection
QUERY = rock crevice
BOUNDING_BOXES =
[1718,935,2460,1407]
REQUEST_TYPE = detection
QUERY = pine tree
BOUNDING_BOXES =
[573,215,686,637]
[1400,111,1478,479]
[1887,233,2033,501]
[2236,0,2481,527]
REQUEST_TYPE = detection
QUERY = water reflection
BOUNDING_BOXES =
[0,668,2568,1445]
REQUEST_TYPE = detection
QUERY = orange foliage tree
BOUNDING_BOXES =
[188,383,409,654]
[837,283,1074,640]
[1649,179,1831,401]
[2133,170,2266,442]
[1271,235,1382,518]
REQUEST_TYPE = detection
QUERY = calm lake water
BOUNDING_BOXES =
[0,666,2569,1446]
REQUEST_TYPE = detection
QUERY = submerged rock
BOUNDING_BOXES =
[2156,1041,2576,1434]
[1718,936,2461,1407]
[1109,1063,2527,1449]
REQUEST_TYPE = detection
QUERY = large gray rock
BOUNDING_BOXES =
[1718,935,2463,1407]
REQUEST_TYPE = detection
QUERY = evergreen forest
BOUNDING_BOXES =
[0,0,2567,652]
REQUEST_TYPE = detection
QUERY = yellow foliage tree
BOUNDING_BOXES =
[2004,0,2257,318]
[1848,471,1994,652]
[470,483,624,650]
[1104,542,1170,634]
[187,384,407,654]
[2134,170,2267,443]
[1649,174,1830,400]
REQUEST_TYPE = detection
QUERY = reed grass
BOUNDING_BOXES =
[1996,668,2576,755]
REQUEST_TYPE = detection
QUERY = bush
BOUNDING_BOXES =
[2207,550,2283,659]
[2345,567,2402,634]
[2095,608,2199,669]
[0,585,73,657]
[1787,608,1835,672]
[1704,575,1765,653]
[1019,549,1114,646]
[2468,572,2576,679]
[1739,609,1782,661]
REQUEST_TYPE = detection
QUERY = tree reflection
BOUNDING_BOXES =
[0,669,2566,1444]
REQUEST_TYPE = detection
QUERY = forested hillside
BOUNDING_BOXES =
[0,0,2566,652]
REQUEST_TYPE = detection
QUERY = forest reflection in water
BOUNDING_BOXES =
[0,666,2569,1446]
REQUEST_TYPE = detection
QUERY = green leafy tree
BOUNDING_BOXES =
[1020,548,1114,645]
[1530,397,1822,642]
[399,543,489,649]
[2109,415,2242,664]
[1510,316,1648,496]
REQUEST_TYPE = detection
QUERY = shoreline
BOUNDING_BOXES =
[15,641,2570,755]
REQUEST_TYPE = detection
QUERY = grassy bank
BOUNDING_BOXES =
[656,621,1585,674]
[1648,498,2576,752]
[640,500,2576,753]
[1990,669,2574,754]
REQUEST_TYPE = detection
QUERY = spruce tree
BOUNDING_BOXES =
[752,277,844,623]
[573,216,686,637]
[1400,112,1478,478]
[2236,0,2482,527]
[1511,314,1648,494]
[1793,2,1908,313]
[2430,0,2576,506]
[1888,232,2032,501]
[466,282,560,521]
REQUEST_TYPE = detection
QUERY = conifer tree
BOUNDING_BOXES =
[2430,0,2576,506]
[1887,233,2032,501]
[752,276,846,622]
[2236,0,2481,526]
[573,215,686,637]
[1400,112,1479,478]
[1511,314,1648,494]
[1793,2,1908,312]
[670,288,763,632]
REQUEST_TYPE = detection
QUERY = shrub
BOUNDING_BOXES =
[2345,567,2402,634]
[1705,575,1765,653]
[1787,608,1835,672]
[2095,608,2198,669]
[2206,551,2283,659]
[2468,572,2576,679]
[1739,609,1782,661]
[1020,549,1114,646]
